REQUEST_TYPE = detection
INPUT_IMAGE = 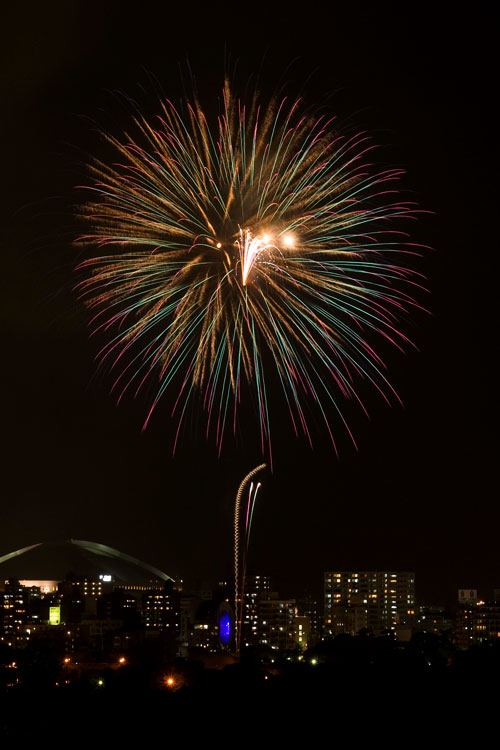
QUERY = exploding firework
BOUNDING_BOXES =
[76,81,425,459]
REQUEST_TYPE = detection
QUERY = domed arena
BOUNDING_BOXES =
[0,539,174,587]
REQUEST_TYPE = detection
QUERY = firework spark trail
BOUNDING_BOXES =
[76,82,426,458]
[234,463,266,657]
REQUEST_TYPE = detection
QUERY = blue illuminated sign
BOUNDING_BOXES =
[219,611,231,646]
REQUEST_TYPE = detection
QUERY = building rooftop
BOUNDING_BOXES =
[0,539,173,586]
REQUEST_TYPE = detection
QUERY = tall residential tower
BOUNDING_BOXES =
[324,571,416,637]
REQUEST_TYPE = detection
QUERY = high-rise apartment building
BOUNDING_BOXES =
[324,571,416,637]
[143,581,181,633]
[242,574,271,645]
[455,592,500,649]
[259,595,297,651]
[0,579,30,644]
[296,594,322,645]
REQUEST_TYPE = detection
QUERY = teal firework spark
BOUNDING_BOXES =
[76,81,425,459]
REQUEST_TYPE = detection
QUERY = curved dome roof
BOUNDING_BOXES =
[0,539,174,586]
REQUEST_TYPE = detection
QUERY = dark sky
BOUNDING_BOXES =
[2,3,495,604]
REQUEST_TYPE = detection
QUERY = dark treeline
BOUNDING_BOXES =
[1,632,499,738]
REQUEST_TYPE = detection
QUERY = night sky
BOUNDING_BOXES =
[2,3,494,604]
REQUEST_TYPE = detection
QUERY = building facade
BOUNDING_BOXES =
[455,600,500,648]
[324,571,416,637]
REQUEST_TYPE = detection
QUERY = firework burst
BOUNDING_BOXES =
[76,80,425,460]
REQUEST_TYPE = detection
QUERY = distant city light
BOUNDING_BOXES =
[49,606,60,625]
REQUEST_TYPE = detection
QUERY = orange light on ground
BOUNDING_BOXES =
[162,672,183,691]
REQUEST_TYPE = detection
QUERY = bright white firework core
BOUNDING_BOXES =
[239,228,275,286]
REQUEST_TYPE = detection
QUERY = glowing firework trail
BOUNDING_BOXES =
[76,81,426,458]
[245,481,261,543]
[234,462,266,657]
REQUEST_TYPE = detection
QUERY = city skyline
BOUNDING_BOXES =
[0,536,497,609]
[3,556,500,655]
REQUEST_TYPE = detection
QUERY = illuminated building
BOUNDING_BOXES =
[0,579,29,645]
[326,602,368,638]
[0,540,174,589]
[296,594,322,646]
[324,571,416,637]
[241,574,271,644]
[49,605,61,625]
[258,595,297,651]
[0,540,178,651]
[143,581,181,634]
[96,588,140,626]
[471,603,500,644]
[294,616,311,650]
[416,605,454,637]
[189,599,220,651]
[455,590,500,648]
[236,574,301,650]
[56,577,100,622]
[19,580,58,594]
